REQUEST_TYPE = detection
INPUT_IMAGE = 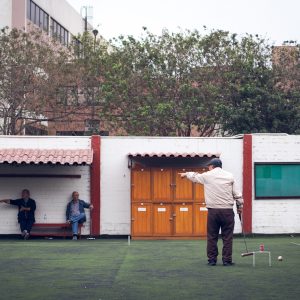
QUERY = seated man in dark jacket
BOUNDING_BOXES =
[66,191,93,240]
[0,189,36,239]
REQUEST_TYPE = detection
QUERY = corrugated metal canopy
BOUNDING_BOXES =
[128,152,220,158]
[0,148,93,165]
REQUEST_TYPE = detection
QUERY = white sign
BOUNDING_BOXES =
[180,207,188,212]
[200,207,208,211]
[158,208,166,212]
[138,207,147,212]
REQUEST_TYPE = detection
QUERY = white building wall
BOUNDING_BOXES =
[0,0,12,29]
[34,0,85,35]
[0,136,92,235]
[100,137,243,235]
[0,135,91,149]
[0,0,85,36]
[252,134,300,233]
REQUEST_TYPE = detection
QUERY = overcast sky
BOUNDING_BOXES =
[66,0,300,45]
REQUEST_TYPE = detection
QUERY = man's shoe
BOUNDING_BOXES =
[207,261,216,266]
[223,262,235,266]
[72,235,78,240]
[24,232,30,240]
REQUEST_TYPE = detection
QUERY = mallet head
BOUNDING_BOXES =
[241,252,254,257]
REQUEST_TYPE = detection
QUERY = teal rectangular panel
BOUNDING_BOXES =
[255,164,300,199]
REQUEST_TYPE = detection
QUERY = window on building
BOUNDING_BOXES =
[56,86,79,106]
[35,4,39,26]
[25,125,48,136]
[50,18,69,45]
[72,37,83,57]
[43,13,49,32]
[85,119,100,133]
[39,9,43,28]
[64,30,68,45]
[99,131,109,136]
[56,131,85,136]
[27,0,49,33]
[27,0,31,19]
[30,1,35,21]
[255,163,300,199]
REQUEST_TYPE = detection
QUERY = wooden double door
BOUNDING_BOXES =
[131,167,208,238]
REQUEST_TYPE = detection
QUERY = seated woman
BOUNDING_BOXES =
[66,191,93,240]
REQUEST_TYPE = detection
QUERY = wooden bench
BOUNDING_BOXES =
[30,223,83,239]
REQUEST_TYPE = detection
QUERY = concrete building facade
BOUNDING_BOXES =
[0,0,87,44]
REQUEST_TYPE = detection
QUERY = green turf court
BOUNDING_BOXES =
[0,236,299,300]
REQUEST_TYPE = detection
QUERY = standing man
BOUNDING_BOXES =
[66,191,93,240]
[179,158,243,266]
[0,189,36,239]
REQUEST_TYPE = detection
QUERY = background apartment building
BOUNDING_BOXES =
[0,0,89,44]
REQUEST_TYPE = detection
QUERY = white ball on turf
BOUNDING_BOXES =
[278,256,283,261]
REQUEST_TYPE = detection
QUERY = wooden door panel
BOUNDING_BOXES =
[174,204,193,235]
[195,183,205,202]
[153,168,172,201]
[131,203,152,236]
[131,168,151,201]
[174,168,193,201]
[153,204,172,235]
[194,203,208,236]
[194,168,207,202]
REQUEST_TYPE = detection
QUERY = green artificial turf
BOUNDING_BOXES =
[0,236,299,300]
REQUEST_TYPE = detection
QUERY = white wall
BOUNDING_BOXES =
[35,0,85,35]
[0,135,91,149]
[0,0,12,29]
[252,134,300,233]
[0,0,85,35]
[0,136,92,234]
[100,137,243,235]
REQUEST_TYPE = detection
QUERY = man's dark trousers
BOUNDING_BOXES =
[207,208,235,263]
[19,218,34,233]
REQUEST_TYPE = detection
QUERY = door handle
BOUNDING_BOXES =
[131,218,135,221]
[169,218,173,221]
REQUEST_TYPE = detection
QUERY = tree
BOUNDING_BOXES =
[100,29,225,136]
[217,36,300,135]
[99,29,299,136]
[0,27,84,135]
[2,26,298,137]
[66,31,110,135]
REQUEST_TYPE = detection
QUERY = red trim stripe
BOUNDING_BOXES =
[91,135,101,235]
[243,134,252,233]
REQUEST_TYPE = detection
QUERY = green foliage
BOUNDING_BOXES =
[96,29,299,136]
[0,27,71,134]
[1,26,299,136]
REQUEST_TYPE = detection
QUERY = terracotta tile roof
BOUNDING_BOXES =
[128,152,220,158]
[0,149,93,165]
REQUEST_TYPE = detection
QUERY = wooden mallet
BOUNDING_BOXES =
[241,252,254,257]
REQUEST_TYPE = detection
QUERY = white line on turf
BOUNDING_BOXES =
[290,242,300,246]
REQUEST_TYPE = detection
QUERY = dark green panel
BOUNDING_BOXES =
[255,164,300,198]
